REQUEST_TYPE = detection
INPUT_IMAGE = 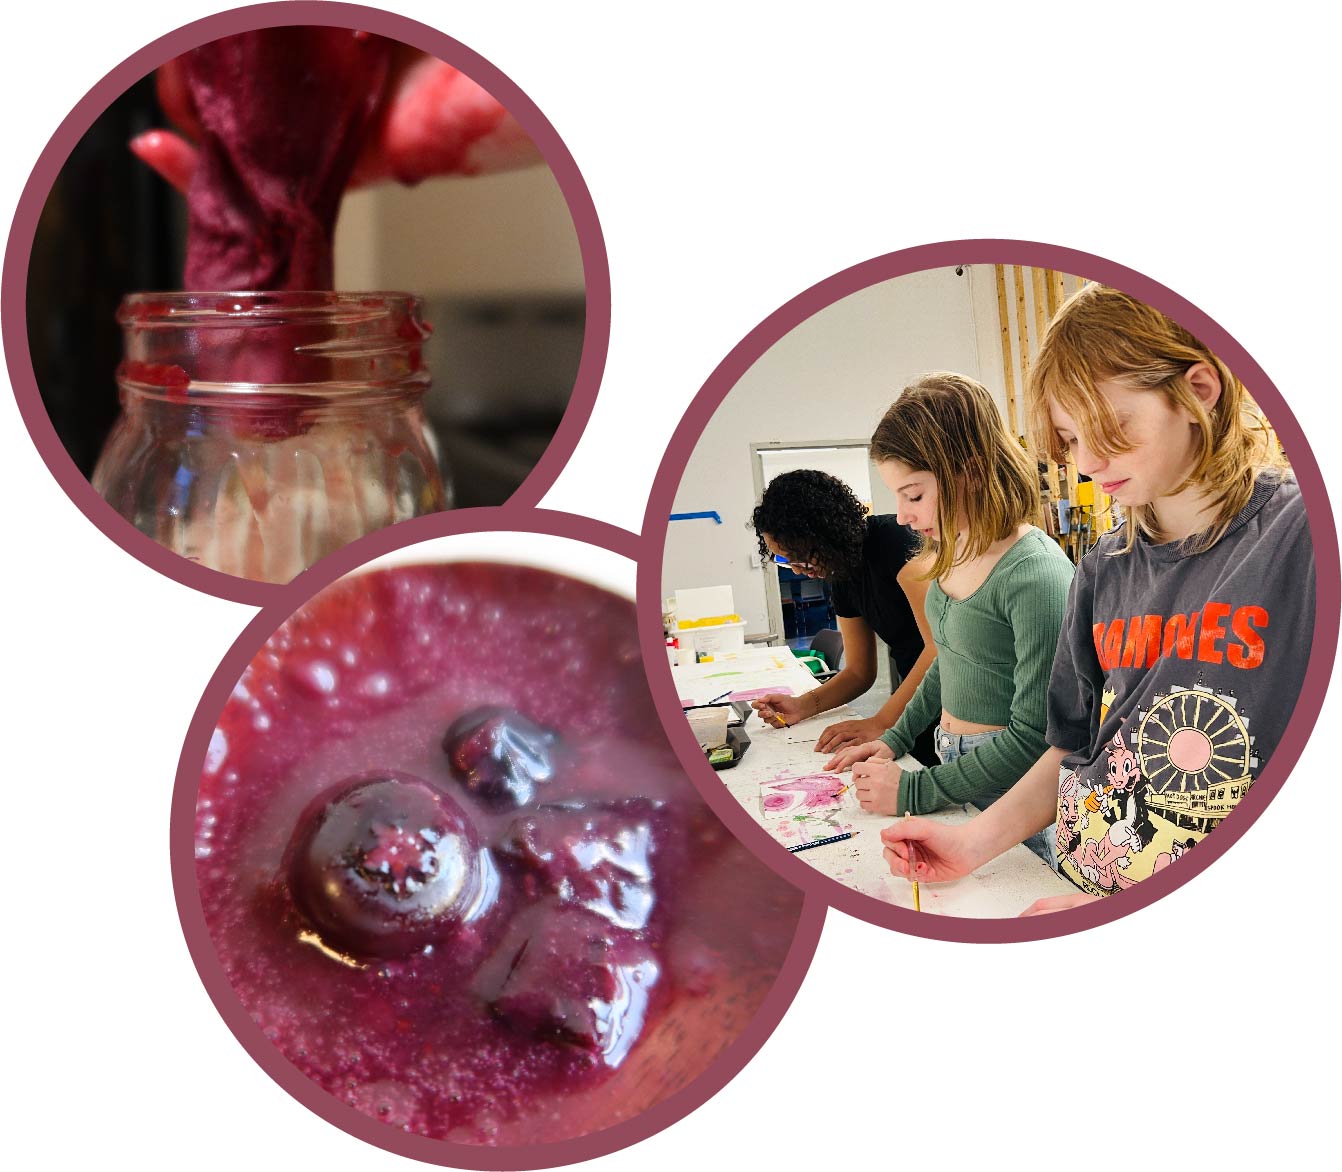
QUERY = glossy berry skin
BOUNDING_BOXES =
[443,706,558,809]
[197,564,804,1141]
[286,772,497,957]
[474,905,659,1067]
[500,799,667,932]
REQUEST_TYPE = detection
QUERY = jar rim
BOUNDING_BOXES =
[116,290,432,397]
[118,291,424,326]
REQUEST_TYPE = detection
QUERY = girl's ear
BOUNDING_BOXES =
[1185,362,1223,413]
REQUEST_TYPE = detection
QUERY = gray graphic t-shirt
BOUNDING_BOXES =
[1045,474,1315,895]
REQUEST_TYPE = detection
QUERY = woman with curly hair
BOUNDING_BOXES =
[749,469,938,764]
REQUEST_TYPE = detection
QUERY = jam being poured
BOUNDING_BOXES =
[140,28,540,291]
[179,28,390,290]
[196,563,803,1144]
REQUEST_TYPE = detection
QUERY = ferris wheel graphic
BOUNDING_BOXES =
[1135,685,1253,794]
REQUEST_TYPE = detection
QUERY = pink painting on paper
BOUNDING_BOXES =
[759,774,845,815]
[758,772,857,846]
[728,686,796,703]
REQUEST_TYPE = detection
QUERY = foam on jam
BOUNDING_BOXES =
[197,563,802,1144]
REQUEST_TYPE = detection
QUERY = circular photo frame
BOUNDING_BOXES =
[172,504,825,1167]
[4,1,611,604]
[640,239,1339,943]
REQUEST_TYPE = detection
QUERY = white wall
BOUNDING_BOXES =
[334,166,584,296]
[664,266,990,636]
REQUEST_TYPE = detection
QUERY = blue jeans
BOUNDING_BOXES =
[933,726,1059,869]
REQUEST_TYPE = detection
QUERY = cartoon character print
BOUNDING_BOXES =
[1077,791,1143,892]
[1056,771,1088,865]
[1061,729,1160,894]
[1098,730,1157,851]
[1152,837,1196,874]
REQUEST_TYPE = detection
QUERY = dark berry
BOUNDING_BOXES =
[474,906,659,1067]
[499,799,666,931]
[286,773,498,957]
[442,706,558,809]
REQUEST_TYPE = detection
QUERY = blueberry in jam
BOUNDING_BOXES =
[195,561,804,1145]
[286,772,498,958]
[443,706,558,809]
[499,799,667,931]
[475,905,658,1067]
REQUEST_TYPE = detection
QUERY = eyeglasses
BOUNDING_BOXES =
[773,554,817,571]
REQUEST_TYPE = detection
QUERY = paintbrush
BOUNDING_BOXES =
[904,811,920,911]
[682,689,734,712]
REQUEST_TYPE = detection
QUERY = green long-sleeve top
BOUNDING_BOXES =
[879,527,1074,814]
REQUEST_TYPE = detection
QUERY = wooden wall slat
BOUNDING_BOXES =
[994,264,1018,435]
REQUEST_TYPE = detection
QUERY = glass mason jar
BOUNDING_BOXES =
[92,292,448,584]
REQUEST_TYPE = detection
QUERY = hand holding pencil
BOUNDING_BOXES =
[750,693,804,728]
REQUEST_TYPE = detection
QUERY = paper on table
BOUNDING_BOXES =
[727,686,794,702]
[758,772,859,845]
[683,671,803,705]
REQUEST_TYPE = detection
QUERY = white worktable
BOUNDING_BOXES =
[673,646,1073,918]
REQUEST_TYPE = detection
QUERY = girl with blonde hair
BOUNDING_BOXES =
[881,284,1314,913]
[826,372,1074,862]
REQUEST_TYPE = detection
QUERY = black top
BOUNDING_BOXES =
[830,515,925,678]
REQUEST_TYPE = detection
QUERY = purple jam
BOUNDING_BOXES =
[197,563,803,1144]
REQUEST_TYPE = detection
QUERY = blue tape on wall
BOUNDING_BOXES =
[669,511,722,524]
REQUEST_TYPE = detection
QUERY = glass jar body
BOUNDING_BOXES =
[94,394,447,583]
[91,292,448,584]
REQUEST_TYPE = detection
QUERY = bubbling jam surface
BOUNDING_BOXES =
[196,564,803,1144]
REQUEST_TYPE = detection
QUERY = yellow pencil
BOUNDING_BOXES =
[904,811,921,912]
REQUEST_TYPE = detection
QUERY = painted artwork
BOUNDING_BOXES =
[678,658,813,708]
[728,686,795,703]
[758,772,857,845]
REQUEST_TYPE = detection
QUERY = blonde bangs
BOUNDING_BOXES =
[1027,349,1134,469]
[1030,284,1287,551]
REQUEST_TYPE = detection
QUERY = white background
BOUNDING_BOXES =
[3,2,1338,1168]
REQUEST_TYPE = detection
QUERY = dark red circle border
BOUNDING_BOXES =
[3,1,612,607]
[636,238,1340,944]
[171,505,827,1169]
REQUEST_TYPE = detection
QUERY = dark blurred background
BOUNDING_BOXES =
[25,76,585,506]
[27,77,182,475]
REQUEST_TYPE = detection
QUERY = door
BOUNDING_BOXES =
[751,441,874,645]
